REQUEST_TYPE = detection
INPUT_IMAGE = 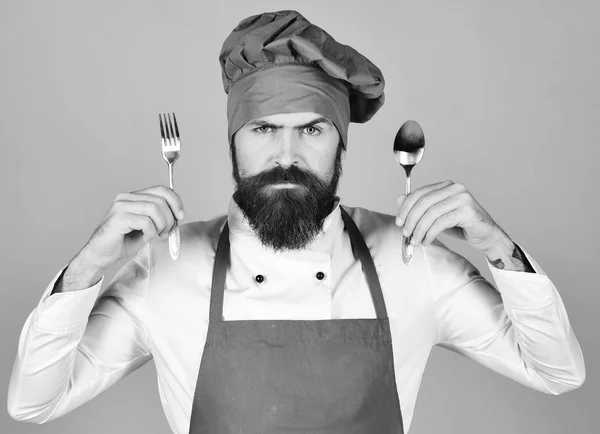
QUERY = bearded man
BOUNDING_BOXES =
[8,10,585,434]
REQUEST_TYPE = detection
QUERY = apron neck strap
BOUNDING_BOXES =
[209,206,388,322]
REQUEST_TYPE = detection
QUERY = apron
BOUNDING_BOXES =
[189,207,404,434]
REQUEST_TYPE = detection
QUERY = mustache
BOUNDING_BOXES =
[243,165,327,189]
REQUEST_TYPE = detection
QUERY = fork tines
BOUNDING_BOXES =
[159,113,180,148]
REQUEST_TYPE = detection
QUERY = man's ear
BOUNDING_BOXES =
[340,139,347,162]
[229,134,237,158]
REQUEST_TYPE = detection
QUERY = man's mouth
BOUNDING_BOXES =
[269,183,300,189]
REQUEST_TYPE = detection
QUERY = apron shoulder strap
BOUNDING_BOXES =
[209,221,230,323]
[340,206,388,319]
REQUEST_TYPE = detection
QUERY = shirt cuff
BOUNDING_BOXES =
[34,264,105,330]
[486,242,556,309]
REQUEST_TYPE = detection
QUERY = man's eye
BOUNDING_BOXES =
[254,126,273,133]
[303,126,320,135]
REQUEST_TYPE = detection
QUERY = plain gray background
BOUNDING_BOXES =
[2,0,598,433]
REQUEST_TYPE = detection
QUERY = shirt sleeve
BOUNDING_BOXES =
[424,238,586,395]
[7,244,153,423]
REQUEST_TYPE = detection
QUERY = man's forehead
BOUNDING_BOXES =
[244,112,333,127]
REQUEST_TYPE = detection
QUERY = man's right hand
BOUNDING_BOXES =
[54,186,185,293]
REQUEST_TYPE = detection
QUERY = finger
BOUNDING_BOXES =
[113,197,172,236]
[123,212,159,243]
[144,186,186,220]
[421,209,466,246]
[395,195,406,225]
[131,185,186,220]
[410,199,461,246]
[401,184,461,236]
[397,180,455,225]
[117,192,177,225]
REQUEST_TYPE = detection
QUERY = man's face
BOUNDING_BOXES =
[233,112,341,184]
[231,112,344,251]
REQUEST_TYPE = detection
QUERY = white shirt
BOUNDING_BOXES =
[7,197,586,434]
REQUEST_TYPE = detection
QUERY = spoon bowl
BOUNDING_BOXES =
[394,120,425,175]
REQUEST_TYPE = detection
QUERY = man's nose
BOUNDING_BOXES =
[275,131,299,168]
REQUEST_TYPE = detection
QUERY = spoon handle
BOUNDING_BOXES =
[402,172,414,265]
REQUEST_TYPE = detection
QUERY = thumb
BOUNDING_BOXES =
[396,194,406,207]
[395,194,407,227]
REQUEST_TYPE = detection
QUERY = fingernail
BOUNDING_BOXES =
[179,210,185,220]
[396,217,404,226]
[410,238,417,246]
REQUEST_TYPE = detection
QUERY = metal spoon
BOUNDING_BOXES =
[393,120,425,265]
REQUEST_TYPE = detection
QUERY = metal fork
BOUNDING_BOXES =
[159,113,181,260]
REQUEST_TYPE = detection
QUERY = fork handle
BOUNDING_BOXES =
[168,163,181,260]
[169,223,180,260]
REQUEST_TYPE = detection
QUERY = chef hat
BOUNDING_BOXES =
[219,10,385,148]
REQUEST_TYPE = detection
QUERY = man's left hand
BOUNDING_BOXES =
[395,180,510,254]
[395,180,535,273]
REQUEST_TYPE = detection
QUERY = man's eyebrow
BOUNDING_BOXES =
[246,117,333,129]
[297,117,333,129]
[246,119,280,128]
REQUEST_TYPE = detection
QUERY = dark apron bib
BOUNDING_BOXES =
[189,207,404,434]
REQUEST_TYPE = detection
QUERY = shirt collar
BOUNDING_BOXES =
[227,195,344,252]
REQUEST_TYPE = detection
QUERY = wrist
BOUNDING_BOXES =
[54,251,105,294]
[484,232,533,273]
[483,230,515,263]
[71,252,105,280]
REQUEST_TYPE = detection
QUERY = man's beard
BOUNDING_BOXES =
[231,142,343,252]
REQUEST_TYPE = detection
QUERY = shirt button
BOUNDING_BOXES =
[315,271,325,281]
[255,274,265,284]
